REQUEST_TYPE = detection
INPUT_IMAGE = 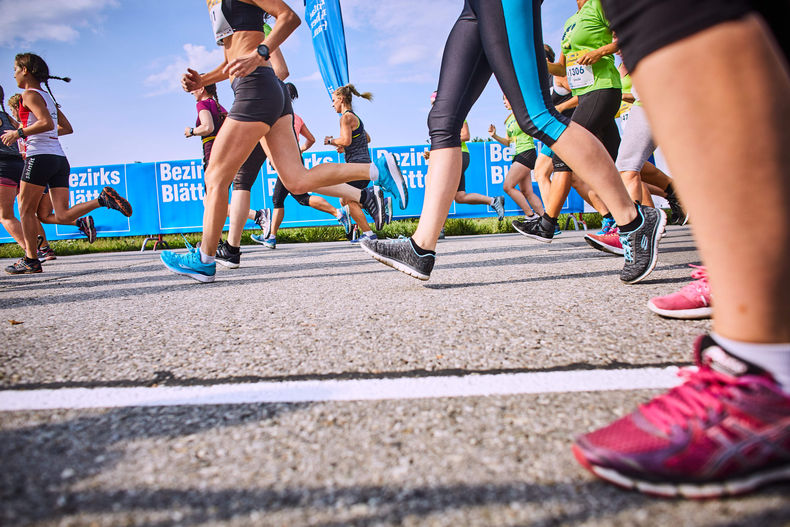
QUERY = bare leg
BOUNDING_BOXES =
[227,189,251,247]
[308,195,338,216]
[454,191,491,205]
[35,192,50,243]
[411,148,462,250]
[0,186,25,249]
[545,171,572,218]
[38,188,100,225]
[270,208,285,237]
[640,183,655,207]
[533,153,554,206]
[504,163,535,215]
[570,174,610,215]
[342,199,372,232]
[640,161,672,191]
[634,14,790,341]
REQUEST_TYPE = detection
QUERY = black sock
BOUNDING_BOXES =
[603,212,613,220]
[24,256,40,264]
[540,213,557,231]
[665,183,675,197]
[619,204,643,233]
[410,237,435,256]
[226,244,240,254]
[254,210,262,223]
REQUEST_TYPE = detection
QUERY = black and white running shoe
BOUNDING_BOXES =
[512,216,554,243]
[619,205,667,284]
[360,236,435,281]
[360,186,384,230]
[215,239,241,269]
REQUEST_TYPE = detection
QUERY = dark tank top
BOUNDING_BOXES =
[209,0,268,45]
[342,111,371,164]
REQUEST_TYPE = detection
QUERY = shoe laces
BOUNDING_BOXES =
[180,234,197,252]
[677,265,710,299]
[639,366,734,434]
[620,234,633,263]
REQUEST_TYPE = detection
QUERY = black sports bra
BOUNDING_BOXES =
[208,0,268,45]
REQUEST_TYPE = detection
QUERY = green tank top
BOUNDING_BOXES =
[505,114,535,154]
[561,0,621,97]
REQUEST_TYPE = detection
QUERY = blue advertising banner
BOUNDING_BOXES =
[0,143,585,244]
[305,0,349,97]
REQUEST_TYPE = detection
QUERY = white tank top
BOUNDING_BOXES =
[18,88,65,157]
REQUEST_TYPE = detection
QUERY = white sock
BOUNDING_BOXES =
[490,197,496,206]
[369,163,379,183]
[712,332,790,393]
[199,248,215,264]
[363,230,373,236]
[335,210,343,218]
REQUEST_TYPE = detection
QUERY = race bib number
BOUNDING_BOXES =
[566,51,594,90]
[616,100,632,119]
[207,0,233,45]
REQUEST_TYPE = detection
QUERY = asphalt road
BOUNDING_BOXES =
[1,226,788,526]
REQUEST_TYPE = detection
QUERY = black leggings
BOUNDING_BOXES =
[271,176,311,208]
[552,88,622,172]
[428,0,569,151]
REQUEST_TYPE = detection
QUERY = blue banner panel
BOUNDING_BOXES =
[0,143,586,244]
[305,0,349,98]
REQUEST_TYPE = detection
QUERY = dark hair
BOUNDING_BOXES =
[0,84,5,118]
[202,83,227,123]
[334,84,373,109]
[544,44,555,63]
[285,82,298,101]
[14,53,71,108]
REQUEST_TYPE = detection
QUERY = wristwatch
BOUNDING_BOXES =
[17,127,26,139]
[256,44,270,61]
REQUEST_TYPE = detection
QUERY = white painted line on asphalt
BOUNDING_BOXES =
[0,367,683,412]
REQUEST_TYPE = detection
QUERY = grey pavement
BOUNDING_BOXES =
[1,227,788,526]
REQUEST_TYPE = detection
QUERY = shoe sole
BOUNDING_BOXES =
[572,445,790,499]
[359,242,430,281]
[5,267,43,275]
[512,222,553,243]
[622,208,667,285]
[371,188,384,230]
[584,235,623,256]
[160,254,215,283]
[263,209,272,239]
[216,258,240,269]
[647,300,712,320]
[84,216,97,244]
[382,153,408,210]
[102,187,133,217]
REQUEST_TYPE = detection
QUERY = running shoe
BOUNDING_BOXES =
[619,205,666,284]
[524,213,541,222]
[254,208,272,238]
[492,195,505,221]
[5,257,42,275]
[76,216,97,243]
[360,186,384,230]
[597,216,616,235]
[337,207,352,235]
[383,196,394,225]
[648,265,712,319]
[360,236,435,280]
[573,334,790,498]
[350,232,378,244]
[251,234,277,249]
[584,229,624,256]
[665,188,688,226]
[375,152,408,210]
[36,235,56,262]
[512,216,554,243]
[97,186,133,217]
[215,239,241,269]
[160,241,215,283]
[554,227,562,237]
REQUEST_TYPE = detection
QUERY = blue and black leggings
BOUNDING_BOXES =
[429,0,569,150]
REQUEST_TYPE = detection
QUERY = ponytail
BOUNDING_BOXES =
[203,83,226,124]
[334,84,373,108]
[15,53,71,108]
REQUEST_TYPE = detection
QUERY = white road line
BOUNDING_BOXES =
[0,367,683,412]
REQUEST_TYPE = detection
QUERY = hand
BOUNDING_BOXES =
[335,146,345,154]
[223,52,266,78]
[488,124,496,136]
[1,130,19,147]
[324,136,333,145]
[184,127,193,138]
[182,68,203,92]
[578,49,604,65]
[423,151,430,160]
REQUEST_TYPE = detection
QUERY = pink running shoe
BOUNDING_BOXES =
[583,229,624,256]
[648,265,711,319]
[572,335,790,498]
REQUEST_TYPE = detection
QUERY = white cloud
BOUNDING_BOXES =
[0,0,119,46]
[143,44,225,96]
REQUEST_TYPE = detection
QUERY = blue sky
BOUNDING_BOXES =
[0,0,577,168]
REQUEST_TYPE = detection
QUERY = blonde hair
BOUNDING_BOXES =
[334,84,373,108]
[7,93,22,120]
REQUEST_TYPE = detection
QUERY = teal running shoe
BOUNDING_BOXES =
[337,206,352,234]
[160,242,215,283]
[375,152,408,210]
[252,234,277,249]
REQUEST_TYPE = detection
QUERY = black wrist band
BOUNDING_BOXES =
[17,128,25,138]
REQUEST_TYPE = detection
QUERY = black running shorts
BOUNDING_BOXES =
[513,149,537,170]
[0,156,24,187]
[602,0,788,71]
[21,154,70,188]
[232,143,266,191]
[229,67,293,126]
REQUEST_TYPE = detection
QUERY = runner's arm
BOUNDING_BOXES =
[577,42,618,65]
[56,108,73,136]
[460,121,470,142]
[299,122,315,152]
[547,54,566,77]
[325,113,354,147]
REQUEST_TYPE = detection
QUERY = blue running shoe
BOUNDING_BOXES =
[160,242,215,283]
[350,232,378,244]
[554,227,562,237]
[597,216,616,235]
[252,234,276,249]
[383,196,394,225]
[337,206,352,234]
[375,152,408,210]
